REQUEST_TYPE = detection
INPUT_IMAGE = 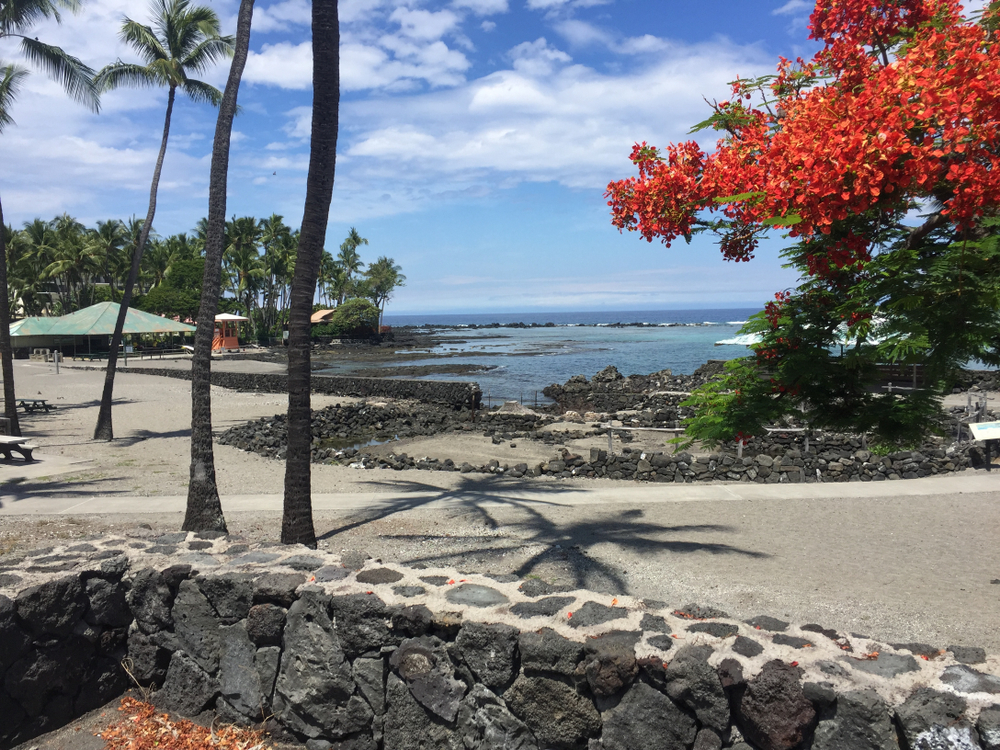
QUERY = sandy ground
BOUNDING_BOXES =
[3,357,1000,657]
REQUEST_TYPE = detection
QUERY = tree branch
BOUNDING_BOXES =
[903,211,950,249]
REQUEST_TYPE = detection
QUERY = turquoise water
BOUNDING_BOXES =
[378,308,759,404]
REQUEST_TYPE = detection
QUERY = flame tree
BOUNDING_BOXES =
[607,0,1000,446]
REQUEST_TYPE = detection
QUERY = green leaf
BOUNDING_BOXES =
[712,191,766,204]
[761,214,802,227]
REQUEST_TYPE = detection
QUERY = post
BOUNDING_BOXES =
[737,439,744,459]
[804,432,809,453]
[607,428,613,456]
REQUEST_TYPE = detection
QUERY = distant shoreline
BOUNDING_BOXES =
[391,320,748,330]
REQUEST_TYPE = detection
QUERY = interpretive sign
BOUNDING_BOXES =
[968,422,1000,441]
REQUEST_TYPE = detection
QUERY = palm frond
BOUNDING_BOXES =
[94,61,158,92]
[173,10,222,57]
[180,77,222,106]
[182,36,233,73]
[147,57,182,86]
[0,62,29,133]
[0,0,62,35]
[120,19,168,64]
[18,37,99,110]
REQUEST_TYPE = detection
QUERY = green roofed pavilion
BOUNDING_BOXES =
[11,302,196,352]
[42,302,196,336]
[9,317,58,337]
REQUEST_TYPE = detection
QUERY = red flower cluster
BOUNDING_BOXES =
[606,0,1000,281]
[764,290,792,329]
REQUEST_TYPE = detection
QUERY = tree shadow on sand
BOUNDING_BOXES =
[317,474,769,595]
[0,475,133,507]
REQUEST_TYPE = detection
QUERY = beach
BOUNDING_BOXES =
[3,355,1000,656]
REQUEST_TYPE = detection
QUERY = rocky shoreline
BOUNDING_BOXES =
[217,363,997,484]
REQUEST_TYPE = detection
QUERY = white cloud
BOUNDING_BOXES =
[245,7,472,92]
[481,20,497,31]
[525,0,611,10]
[252,0,311,32]
[508,38,571,76]
[772,0,810,14]
[389,7,462,40]
[553,18,613,47]
[340,0,390,24]
[340,38,775,199]
[244,41,313,89]
[617,34,671,55]
[452,0,509,14]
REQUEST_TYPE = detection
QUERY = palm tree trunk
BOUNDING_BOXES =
[0,192,22,438]
[281,0,339,547]
[94,87,176,440]
[183,0,255,533]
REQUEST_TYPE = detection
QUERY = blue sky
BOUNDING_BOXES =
[3,0,983,313]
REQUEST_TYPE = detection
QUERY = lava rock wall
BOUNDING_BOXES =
[114,367,483,409]
[2,537,999,750]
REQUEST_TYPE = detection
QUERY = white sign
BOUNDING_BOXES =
[968,421,1000,441]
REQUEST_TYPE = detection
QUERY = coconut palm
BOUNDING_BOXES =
[336,227,366,304]
[0,0,100,436]
[87,219,129,298]
[41,214,98,311]
[282,0,340,548]
[223,215,263,327]
[317,248,337,306]
[93,0,234,441]
[183,0,255,534]
[260,214,294,332]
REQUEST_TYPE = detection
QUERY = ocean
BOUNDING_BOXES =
[378,308,760,405]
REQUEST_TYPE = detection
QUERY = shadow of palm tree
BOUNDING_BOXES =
[0,475,132,507]
[15,398,141,418]
[112,428,191,447]
[317,474,769,595]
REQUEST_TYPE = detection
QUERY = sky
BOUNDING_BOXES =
[1,0,985,314]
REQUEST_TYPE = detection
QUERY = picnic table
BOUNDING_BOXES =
[0,436,36,461]
[17,398,51,414]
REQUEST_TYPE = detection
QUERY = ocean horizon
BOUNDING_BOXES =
[382,307,760,328]
[369,308,762,404]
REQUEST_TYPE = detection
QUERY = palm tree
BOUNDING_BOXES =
[42,214,95,311]
[327,259,349,308]
[363,255,405,329]
[87,219,128,298]
[1,0,100,436]
[282,0,339,548]
[19,218,57,313]
[336,227,366,303]
[260,214,294,333]
[223,215,263,330]
[93,0,233,441]
[183,0,255,534]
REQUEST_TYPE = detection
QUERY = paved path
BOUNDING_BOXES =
[3,464,999,653]
[2,465,997,513]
